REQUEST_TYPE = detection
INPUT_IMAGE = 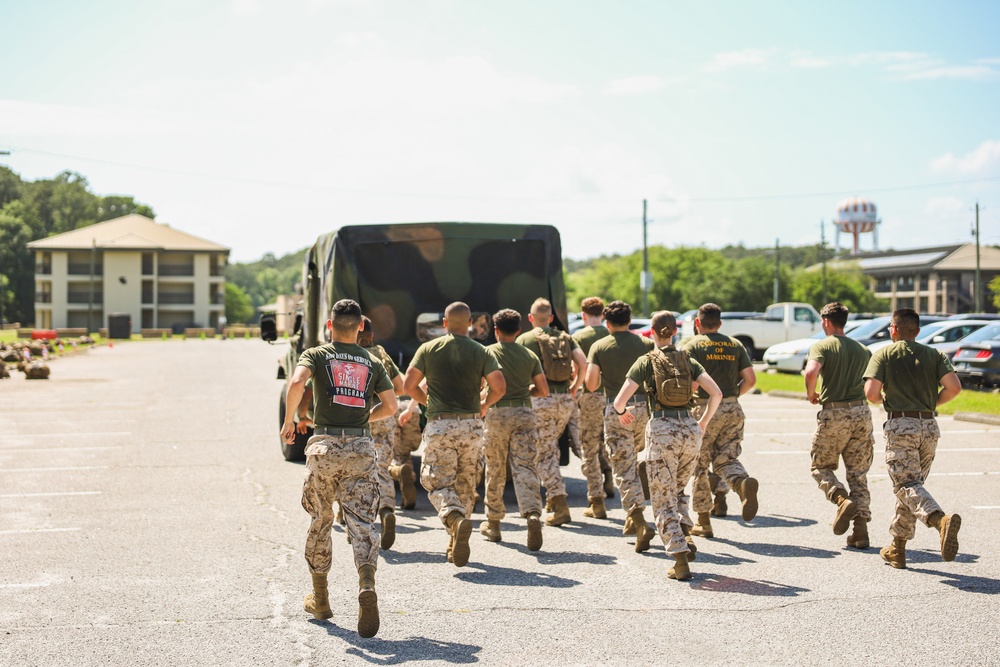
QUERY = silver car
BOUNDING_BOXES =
[762,320,866,373]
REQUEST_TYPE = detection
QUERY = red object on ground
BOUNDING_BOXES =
[31,330,57,340]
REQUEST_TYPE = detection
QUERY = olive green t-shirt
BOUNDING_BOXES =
[573,325,610,395]
[516,326,580,391]
[587,331,655,398]
[864,340,955,412]
[486,342,543,402]
[410,334,501,418]
[626,346,706,408]
[808,335,870,404]
[681,333,753,399]
[298,342,392,428]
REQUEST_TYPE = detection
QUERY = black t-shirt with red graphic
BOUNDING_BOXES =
[298,342,392,428]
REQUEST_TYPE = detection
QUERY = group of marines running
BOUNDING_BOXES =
[280,296,965,638]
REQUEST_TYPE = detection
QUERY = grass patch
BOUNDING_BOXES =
[754,370,808,394]
[0,330,16,343]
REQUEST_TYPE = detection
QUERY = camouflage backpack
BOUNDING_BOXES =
[369,344,396,377]
[536,330,574,383]
[648,347,692,408]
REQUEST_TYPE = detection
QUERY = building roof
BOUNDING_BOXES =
[825,243,1000,275]
[27,214,229,253]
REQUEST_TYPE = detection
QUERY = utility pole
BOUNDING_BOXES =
[974,201,982,312]
[640,199,652,317]
[773,238,780,303]
[820,221,828,306]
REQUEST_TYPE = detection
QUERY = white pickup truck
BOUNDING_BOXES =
[681,302,822,360]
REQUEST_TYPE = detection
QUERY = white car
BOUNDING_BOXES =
[762,320,866,373]
[868,319,991,358]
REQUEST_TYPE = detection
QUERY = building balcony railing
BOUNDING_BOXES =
[210,265,226,277]
[142,292,154,304]
[68,263,103,275]
[158,265,194,277]
[158,293,195,305]
[142,262,154,275]
[35,263,52,275]
[35,292,52,303]
[68,292,102,304]
[211,293,226,305]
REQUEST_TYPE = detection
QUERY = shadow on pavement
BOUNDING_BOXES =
[454,561,580,588]
[688,550,757,566]
[714,514,818,529]
[690,573,810,596]
[901,548,979,566]
[713,538,839,559]
[490,541,618,566]
[314,621,481,664]
[907,567,1000,594]
[380,550,448,566]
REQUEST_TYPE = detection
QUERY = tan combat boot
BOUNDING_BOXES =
[668,552,691,581]
[832,490,858,536]
[735,476,759,521]
[446,511,473,567]
[709,472,727,517]
[629,509,655,553]
[379,508,396,550]
[545,494,571,527]
[622,513,637,536]
[846,517,870,549]
[304,572,333,620]
[390,464,417,510]
[582,497,607,519]
[526,513,543,552]
[880,537,907,569]
[690,511,714,538]
[479,519,502,542]
[680,523,698,561]
[357,564,379,638]
[603,467,616,499]
[930,512,962,562]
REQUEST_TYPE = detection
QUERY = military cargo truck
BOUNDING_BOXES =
[265,222,568,461]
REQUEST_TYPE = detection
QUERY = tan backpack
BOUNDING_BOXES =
[536,330,574,383]
[649,347,693,408]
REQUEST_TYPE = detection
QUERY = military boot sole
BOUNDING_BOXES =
[304,593,333,620]
[526,515,543,552]
[940,514,962,562]
[399,466,417,509]
[832,498,858,536]
[880,546,906,569]
[740,478,759,521]
[451,518,473,567]
[357,589,380,638]
[380,511,396,550]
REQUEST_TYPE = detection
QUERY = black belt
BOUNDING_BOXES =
[313,426,371,437]
[823,400,867,410]
[887,411,936,420]
[492,399,532,408]
[549,385,570,394]
[428,413,480,421]
[651,408,690,419]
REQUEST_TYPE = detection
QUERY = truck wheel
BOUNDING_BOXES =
[279,386,308,462]
[736,337,757,361]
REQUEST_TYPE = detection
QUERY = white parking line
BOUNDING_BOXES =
[0,527,81,535]
[0,447,122,453]
[0,466,109,473]
[0,578,56,589]
[972,505,1000,509]
[0,491,101,498]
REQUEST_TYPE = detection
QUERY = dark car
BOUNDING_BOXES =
[849,315,948,347]
[952,322,1000,388]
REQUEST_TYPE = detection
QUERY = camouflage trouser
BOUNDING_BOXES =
[691,401,747,513]
[392,403,423,467]
[811,405,875,521]
[371,417,396,512]
[578,392,609,501]
[531,394,573,499]
[646,415,701,555]
[301,434,379,574]
[483,407,543,520]
[603,402,649,514]
[420,418,484,524]
[883,417,944,540]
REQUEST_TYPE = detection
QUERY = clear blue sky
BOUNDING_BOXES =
[2,0,998,261]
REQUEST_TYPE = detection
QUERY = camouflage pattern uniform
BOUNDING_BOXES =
[588,331,655,514]
[483,406,543,519]
[364,343,402,513]
[808,334,875,521]
[302,434,380,573]
[682,334,754,513]
[573,323,612,502]
[392,401,422,467]
[865,341,955,540]
[421,418,485,519]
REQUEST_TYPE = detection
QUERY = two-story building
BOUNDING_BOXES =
[28,214,229,334]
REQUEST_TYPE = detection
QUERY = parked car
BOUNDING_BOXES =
[952,323,1000,387]
[681,302,822,360]
[848,314,947,348]
[762,320,867,373]
[868,319,991,358]
[947,313,1000,320]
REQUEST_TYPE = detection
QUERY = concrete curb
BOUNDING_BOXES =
[768,390,809,401]
[953,412,1000,426]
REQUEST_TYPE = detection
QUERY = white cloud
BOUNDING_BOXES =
[705,48,774,72]
[603,75,665,97]
[931,140,1000,175]
[789,52,833,69]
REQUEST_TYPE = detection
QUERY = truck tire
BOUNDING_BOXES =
[735,336,757,361]
[278,386,309,462]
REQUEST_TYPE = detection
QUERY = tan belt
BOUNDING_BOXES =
[492,399,532,408]
[694,396,739,405]
[822,400,867,410]
[427,413,480,421]
[887,411,935,420]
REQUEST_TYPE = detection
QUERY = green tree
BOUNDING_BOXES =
[97,195,155,221]
[0,208,35,324]
[988,276,1000,311]
[23,170,98,236]
[790,268,885,314]
[225,282,255,324]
